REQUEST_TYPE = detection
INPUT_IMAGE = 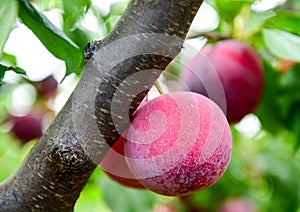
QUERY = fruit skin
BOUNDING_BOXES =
[36,75,58,98]
[124,91,232,196]
[10,113,43,143]
[100,135,145,189]
[180,39,264,123]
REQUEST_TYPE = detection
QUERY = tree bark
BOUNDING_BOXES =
[0,0,203,211]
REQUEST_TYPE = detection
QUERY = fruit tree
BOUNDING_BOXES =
[1,0,300,211]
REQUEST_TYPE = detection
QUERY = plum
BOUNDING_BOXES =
[100,135,145,189]
[36,75,58,98]
[124,91,232,196]
[10,113,43,143]
[180,39,264,123]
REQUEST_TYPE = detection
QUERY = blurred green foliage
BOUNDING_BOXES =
[1,0,300,211]
[0,0,18,57]
[18,0,84,76]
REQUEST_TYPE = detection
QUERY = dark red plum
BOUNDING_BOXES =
[100,135,145,189]
[36,75,58,98]
[11,113,43,143]
[180,39,264,123]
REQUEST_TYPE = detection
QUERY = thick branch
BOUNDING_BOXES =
[0,98,95,211]
[0,0,204,211]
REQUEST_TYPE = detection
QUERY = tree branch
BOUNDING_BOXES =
[0,0,204,211]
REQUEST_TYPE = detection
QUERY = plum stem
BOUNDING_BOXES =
[155,81,164,95]
[187,32,230,40]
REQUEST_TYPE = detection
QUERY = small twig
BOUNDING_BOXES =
[187,31,230,40]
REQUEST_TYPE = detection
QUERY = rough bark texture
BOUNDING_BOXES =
[0,0,203,211]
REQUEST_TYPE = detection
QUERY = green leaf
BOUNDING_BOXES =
[1,52,17,66]
[290,106,300,150]
[30,0,61,11]
[62,0,91,30]
[255,61,283,134]
[62,0,91,49]
[264,10,300,36]
[263,29,300,62]
[248,10,275,30]
[99,174,156,212]
[276,66,300,118]
[74,169,111,212]
[18,0,83,76]
[0,0,18,57]
[0,65,6,83]
[214,0,255,22]
[0,64,26,84]
[204,0,216,9]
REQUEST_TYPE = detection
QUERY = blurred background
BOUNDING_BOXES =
[0,0,300,211]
